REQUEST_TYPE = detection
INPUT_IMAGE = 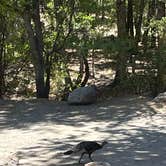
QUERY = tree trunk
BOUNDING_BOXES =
[116,0,127,38]
[0,16,6,98]
[113,0,128,86]
[0,40,5,98]
[135,0,145,42]
[155,1,166,94]
[80,56,90,87]
[23,1,49,98]
[75,53,84,87]
[157,1,165,19]
[142,0,156,49]
[127,0,134,37]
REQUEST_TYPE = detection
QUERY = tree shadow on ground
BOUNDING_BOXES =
[0,96,166,165]
[16,128,166,166]
[0,96,157,130]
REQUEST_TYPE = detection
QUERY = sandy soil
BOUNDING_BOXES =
[0,96,166,166]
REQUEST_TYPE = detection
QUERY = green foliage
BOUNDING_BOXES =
[149,17,166,35]
[0,0,166,98]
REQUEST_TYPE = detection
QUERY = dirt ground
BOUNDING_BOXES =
[0,96,166,166]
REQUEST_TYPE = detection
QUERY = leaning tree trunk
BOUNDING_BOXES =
[80,56,90,87]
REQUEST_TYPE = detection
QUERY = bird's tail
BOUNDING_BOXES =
[64,150,73,155]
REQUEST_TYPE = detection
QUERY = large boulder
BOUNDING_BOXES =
[85,162,111,166]
[68,85,98,105]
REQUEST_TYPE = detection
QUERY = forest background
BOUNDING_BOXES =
[0,0,166,100]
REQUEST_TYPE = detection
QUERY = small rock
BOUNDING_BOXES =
[5,152,20,166]
[85,162,111,166]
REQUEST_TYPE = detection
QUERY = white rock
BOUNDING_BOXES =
[85,162,111,166]
[68,85,98,105]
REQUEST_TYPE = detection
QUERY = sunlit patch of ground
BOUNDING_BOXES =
[68,57,115,86]
[148,101,166,114]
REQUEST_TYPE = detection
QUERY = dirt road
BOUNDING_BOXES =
[0,96,166,166]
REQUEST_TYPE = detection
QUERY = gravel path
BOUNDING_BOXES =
[0,96,166,166]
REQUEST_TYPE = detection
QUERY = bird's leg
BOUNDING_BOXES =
[88,153,93,162]
[79,152,86,163]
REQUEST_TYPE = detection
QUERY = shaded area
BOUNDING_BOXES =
[0,96,166,166]
[0,96,156,129]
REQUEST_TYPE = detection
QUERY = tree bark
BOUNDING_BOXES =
[127,0,134,37]
[23,1,49,98]
[142,0,156,49]
[0,38,5,98]
[80,56,90,87]
[135,0,145,42]
[155,1,166,94]
[116,0,127,38]
[113,0,128,86]
[0,15,6,98]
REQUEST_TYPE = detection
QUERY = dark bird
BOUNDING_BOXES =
[64,141,108,163]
